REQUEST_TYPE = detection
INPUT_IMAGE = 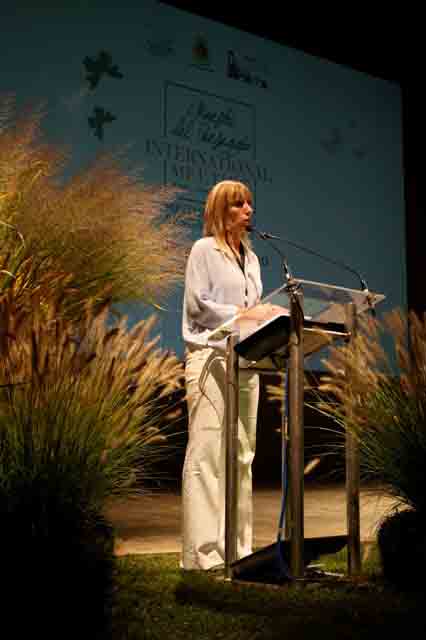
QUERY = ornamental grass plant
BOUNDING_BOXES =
[313,310,426,589]
[0,93,190,636]
[0,95,189,313]
[316,310,426,511]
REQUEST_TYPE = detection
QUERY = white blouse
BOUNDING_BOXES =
[182,236,263,347]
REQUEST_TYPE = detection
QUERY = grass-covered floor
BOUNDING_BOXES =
[112,549,425,639]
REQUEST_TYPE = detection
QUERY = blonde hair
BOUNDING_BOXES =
[203,180,252,255]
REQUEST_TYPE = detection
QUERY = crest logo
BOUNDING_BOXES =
[191,35,214,72]
[227,50,268,89]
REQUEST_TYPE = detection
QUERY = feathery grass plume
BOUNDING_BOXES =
[0,296,184,504]
[0,219,57,303]
[310,310,426,513]
[0,95,191,313]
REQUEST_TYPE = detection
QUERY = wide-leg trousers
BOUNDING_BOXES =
[181,346,259,570]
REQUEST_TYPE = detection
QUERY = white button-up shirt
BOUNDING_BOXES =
[182,236,263,347]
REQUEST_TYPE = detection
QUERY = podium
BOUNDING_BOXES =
[207,277,385,582]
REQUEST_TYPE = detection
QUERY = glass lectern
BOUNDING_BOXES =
[207,278,385,581]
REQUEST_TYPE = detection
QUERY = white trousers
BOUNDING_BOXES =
[181,347,259,570]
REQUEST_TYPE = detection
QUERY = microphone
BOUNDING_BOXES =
[247,224,376,315]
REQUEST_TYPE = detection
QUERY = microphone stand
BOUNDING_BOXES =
[248,225,306,579]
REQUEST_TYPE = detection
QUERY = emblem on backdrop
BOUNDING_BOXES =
[82,50,122,141]
[227,50,268,89]
[83,50,123,90]
[190,35,215,72]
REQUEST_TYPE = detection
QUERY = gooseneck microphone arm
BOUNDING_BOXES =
[247,225,294,285]
[250,226,368,290]
[247,224,376,315]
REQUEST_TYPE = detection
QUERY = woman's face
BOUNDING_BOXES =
[227,193,253,234]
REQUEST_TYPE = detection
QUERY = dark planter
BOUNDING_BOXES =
[1,496,116,640]
[377,508,426,591]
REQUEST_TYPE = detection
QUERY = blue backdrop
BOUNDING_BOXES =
[1,1,406,361]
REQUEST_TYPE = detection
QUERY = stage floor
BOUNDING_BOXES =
[106,483,397,556]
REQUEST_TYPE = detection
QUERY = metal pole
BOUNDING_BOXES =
[288,289,305,580]
[224,333,239,579]
[345,302,361,575]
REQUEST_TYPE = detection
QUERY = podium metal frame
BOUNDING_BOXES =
[222,279,383,582]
